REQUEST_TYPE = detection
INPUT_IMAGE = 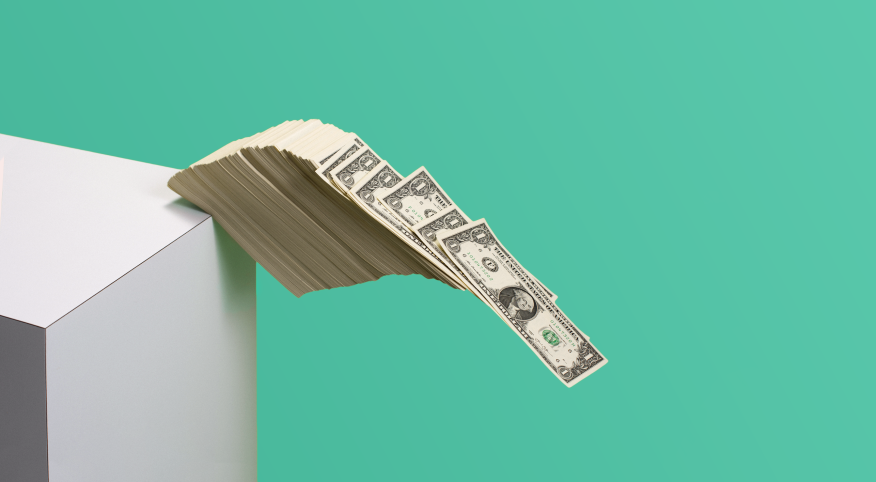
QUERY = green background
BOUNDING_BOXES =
[2,1,873,480]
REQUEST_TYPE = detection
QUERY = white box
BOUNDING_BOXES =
[0,135,257,482]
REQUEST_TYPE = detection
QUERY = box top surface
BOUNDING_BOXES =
[0,134,210,328]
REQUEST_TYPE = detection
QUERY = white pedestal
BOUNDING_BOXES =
[0,135,257,482]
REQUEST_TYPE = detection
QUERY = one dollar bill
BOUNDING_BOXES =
[438,218,606,386]
[315,139,369,192]
[413,207,558,302]
[328,147,385,193]
[347,160,467,290]
[379,167,452,227]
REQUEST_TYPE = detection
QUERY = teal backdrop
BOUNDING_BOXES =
[2,1,873,480]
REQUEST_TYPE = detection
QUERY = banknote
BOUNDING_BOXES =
[272,120,330,163]
[302,132,364,168]
[296,131,354,167]
[412,208,558,302]
[438,219,606,386]
[317,150,340,166]
[307,132,360,166]
[316,138,367,189]
[349,160,410,231]
[379,167,453,227]
[348,160,466,290]
[328,147,385,192]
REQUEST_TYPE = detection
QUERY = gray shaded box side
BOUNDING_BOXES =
[46,219,257,482]
[0,316,48,482]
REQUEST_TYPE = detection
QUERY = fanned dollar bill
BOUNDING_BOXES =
[378,166,559,303]
[312,132,364,167]
[349,160,410,231]
[346,160,466,290]
[364,165,499,302]
[316,137,367,191]
[328,147,385,193]
[413,209,558,303]
[379,167,453,227]
[438,219,606,386]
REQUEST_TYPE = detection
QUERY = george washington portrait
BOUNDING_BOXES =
[498,287,537,322]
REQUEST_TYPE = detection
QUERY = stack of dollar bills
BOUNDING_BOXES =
[169,120,607,386]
